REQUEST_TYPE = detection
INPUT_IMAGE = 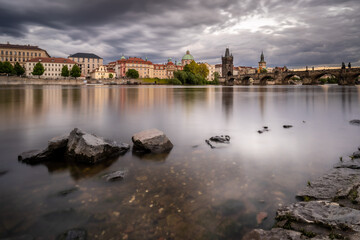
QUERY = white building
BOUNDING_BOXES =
[25,57,77,78]
[90,65,117,79]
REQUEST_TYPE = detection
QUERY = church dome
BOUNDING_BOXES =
[182,50,194,61]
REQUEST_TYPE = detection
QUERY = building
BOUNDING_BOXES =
[198,62,216,81]
[215,64,222,77]
[25,57,76,78]
[68,53,103,77]
[222,48,234,80]
[116,57,154,78]
[238,66,256,75]
[0,42,50,66]
[181,50,194,66]
[90,65,116,79]
[258,51,267,73]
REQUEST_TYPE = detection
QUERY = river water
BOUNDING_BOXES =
[0,85,359,240]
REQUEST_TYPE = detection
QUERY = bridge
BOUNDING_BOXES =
[231,68,360,85]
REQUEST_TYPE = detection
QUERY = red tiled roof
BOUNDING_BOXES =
[27,57,76,64]
[117,57,153,65]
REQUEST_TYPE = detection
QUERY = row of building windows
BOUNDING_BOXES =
[1,51,42,57]
[1,57,31,62]
[71,58,100,63]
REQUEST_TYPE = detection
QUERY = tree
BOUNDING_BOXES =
[126,69,139,79]
[184,61,199,75]
[2,61,15,75]
[70,65,81,78]
[0,62,3,73]
[109,73,113,79]
[213,72,220,84]
[32,62,45,78]
[14,62,25,76]
[260,68,267,73]
[197,63,209,79]
[61,65,70,77]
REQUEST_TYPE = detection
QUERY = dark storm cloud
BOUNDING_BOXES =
[0,0,359,67]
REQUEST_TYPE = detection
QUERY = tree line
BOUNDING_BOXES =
[0,61,81,78]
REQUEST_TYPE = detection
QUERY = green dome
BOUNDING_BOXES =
[121,55,126,60]
[182,50,194,60]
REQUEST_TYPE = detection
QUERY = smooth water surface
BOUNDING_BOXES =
[0,85,359,239]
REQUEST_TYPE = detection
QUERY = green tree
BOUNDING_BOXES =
[2,61,15,75]
[174,70,188,84]
[126,69,139,79]
[61,65,70,77]
[0,62,3,73]
[213,72,220,85]
[14,62,25,76]
[70,65,81,78]
[32,62,45,78]
[109,73,113,79]
[260,68,267,73]
[197,63,209,79]
[184,61,199,75]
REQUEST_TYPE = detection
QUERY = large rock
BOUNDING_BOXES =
[297,168,360,200]
[18,128,130,165]
[353,151,360,159]
[334,158,360,169]
[242,228,303,240]
[132,128,173,153]
[66,128,130,164]
[277,201,360,232]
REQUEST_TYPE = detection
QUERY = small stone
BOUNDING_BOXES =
[349,119,360,126]
[257,130,263,134]
[113,211,120,217]
[56,228,87,240]
[136,176,148,181]
[102,170,127,182]
[256,212,268,224]
[283,125,293,129]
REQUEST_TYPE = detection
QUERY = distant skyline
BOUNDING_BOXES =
[0,0,359,68]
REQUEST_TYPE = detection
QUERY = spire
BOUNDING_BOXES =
[260,51,265,62]
[225,48,230,57]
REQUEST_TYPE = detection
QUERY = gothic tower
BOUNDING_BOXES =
[258,51,267,73]
[222,48,234,81]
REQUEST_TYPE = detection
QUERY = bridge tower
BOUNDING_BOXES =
[258,51,267,73]
[222,48,234,84]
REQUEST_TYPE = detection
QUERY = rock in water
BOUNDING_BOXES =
[102,170,127,182]
[209,135,230,143]
[242,228,303,240]
[256,211,268,224]
[349,119,360,126]
[56,228,87,240]
[66,128,130,164]
[18,149,51,164]
[132,128,173,153]
[277,201,360,232]
[353,151,360,159]
[297,168,360,200]
[283,125,293,129]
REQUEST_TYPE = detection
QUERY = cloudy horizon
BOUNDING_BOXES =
[0,0,359,68]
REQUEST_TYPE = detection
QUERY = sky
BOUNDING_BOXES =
[0,0,359,68]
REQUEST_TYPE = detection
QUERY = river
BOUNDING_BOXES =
[0,85,359,239]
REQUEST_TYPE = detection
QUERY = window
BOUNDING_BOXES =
[35,53,37,57]
[10,51,12,55]
[1,50,3,54]
[27,52,29,56]
[31,53,33,57]
[39,53,41,57]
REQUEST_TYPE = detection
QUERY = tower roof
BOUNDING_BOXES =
[260,51,265,62]
[182,50,194,61]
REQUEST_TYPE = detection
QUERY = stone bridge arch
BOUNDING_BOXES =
[260,75,273,85]
[282,74,302,84]
[311,72,340,84]
[241,76,252,85]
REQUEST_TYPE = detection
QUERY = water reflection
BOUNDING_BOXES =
[0,85,360,239]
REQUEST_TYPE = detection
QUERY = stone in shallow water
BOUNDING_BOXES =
[277,201,360,232]
[353,151,360,159]
[334,158,360,169]
[132,128,173,153]
[66,128,130,164]
[283,125,293,129]
[56,228,87,240]
[349,119,360,126]
[18,149,52,164]
[297,168,360,200]
[102,170,127,182]
[209,135,230,143]
[241,228,303,240]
